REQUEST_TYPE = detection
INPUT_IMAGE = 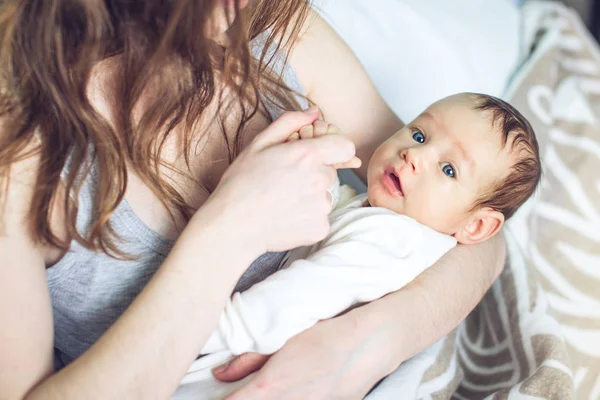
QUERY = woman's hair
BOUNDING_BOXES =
[0,0,310,256]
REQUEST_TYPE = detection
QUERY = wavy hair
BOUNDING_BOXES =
[0,0,310,256]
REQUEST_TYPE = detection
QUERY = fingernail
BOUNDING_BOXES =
[212,360,231,374]
[306,105,319,113]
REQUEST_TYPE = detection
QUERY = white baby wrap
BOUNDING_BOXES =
[176,186,456,399]
[201,189,457,355]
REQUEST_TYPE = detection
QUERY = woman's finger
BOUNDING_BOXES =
[301,134,356,167]
[312,120,328,137]
[333,156,362,170]
[252,108,320,149]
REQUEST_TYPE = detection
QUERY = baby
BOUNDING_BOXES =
[180,93,541,395]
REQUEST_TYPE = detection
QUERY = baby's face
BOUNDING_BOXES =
[367,96,513,236]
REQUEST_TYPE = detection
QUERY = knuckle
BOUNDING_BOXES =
[296,147,315,163]
[341,140,356,158]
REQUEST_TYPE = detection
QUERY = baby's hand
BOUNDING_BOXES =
[288,120,341,141]
[288,121,361,169]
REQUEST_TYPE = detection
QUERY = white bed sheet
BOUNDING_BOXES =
[313,0,522,122]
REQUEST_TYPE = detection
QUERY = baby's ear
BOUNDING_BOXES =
[453,208,504,245]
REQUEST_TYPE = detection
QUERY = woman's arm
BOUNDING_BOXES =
[355,235,506,364]
[1,110,357,399]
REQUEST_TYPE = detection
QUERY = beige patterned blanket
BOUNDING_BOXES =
[367,2,599,399]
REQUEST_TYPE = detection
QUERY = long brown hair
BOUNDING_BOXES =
[0,0,310,256]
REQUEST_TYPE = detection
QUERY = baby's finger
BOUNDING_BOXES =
[299,124,314,140]
[327,123,342,135]
[313,120,328,137]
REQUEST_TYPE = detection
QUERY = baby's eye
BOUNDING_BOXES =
[441,163,456,178]
[412,131,425,143]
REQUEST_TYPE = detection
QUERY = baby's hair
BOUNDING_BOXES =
[466,93,541,220]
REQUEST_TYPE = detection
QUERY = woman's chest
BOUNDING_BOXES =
[123,108,272,240]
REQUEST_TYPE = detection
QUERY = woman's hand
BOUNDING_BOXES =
[288,120,361,170]
[213,306,401,400]
[208,107,358,255]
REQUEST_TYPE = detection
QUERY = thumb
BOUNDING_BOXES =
[252,107,320,150]
[333,156,362,170]
[212,353,270,382]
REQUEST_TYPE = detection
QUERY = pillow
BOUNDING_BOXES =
[313,0,521,122]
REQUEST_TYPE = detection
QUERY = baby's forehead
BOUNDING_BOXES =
[423,101,504,146]
[429,94,519,145]
[426,102,514,169]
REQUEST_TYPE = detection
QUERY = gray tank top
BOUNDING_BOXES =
[47,36,308,369]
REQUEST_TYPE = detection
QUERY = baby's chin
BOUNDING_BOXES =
[367,188,403,214]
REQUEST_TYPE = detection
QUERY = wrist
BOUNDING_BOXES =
[344,298,408,368]
[185,193,263,268]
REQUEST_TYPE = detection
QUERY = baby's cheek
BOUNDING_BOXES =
[416,197,440,222]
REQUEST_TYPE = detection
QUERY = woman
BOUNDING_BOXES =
[0,1,505,399]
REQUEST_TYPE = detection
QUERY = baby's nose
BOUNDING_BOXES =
[401,148,419,173]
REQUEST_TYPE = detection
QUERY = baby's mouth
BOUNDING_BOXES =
[382,168,404,197]
[389,172,402,192]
